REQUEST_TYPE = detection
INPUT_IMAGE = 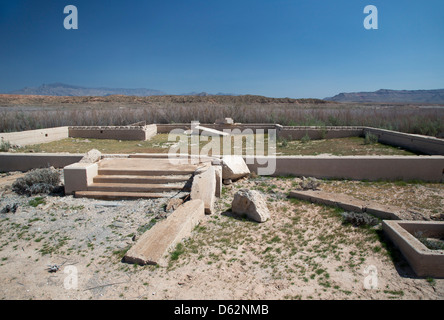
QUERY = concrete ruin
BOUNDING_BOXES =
[383,220,444,277]
[68,123,157,141]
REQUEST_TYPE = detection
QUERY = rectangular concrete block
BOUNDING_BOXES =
[383,220,444,278]
[190,165,216,214]
[63,162,98,195]
[124,199,205,266]
[214,165,222,198]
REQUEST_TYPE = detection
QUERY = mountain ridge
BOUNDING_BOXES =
[7,83,238,97]
[325,89,444,104]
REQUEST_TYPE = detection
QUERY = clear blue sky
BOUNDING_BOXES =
[1,0,443,98]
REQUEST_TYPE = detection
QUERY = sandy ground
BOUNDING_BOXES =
[0,171,443,300]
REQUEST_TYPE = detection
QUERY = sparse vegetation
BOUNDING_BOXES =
[341,212,380,227]
[12,167,61,196]
[364,132,379,145]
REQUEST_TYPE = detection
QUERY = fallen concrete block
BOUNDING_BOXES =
[221,155,250,180]
[124,199,205,266]
[289,189,403,220]
[190,166,216,214]
[232,189,270,223]
[214,165,222,198]
[79,149,102,163]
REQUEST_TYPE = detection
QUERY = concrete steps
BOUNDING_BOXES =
[87,182,188,193]
[74,158,197,200]
[93,174,192,184]
[75,191,169,200]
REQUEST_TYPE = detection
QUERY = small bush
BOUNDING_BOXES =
[301,133,311,144]
[299,177,320,190]
[364,132,378,145]
[341,212,379,227]
[0,140,11,152]
[414,231,444,250]
[12,167,61,196]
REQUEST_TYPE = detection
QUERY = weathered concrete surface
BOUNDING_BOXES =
[63,162,98,195]
[124,199,205,266]
[0,127,69,146]
[190,165,216,214]
[382,220,444,278]
[289,190,408,220]
[221,155,250,180]
[0,153,83,172]
[232,189,270,223]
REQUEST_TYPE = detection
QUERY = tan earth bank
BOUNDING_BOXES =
[0,170,443,300]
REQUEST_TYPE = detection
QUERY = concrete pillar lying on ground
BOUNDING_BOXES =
[124,199,205,266]
[288,189,422,220]
[63,162,98,195]
[190,165,216,214]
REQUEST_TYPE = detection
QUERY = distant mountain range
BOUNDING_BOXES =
[7,83,237,97]
[325,89,444,104]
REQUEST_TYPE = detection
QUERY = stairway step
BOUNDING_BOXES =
[98,169,196,176]
[75,191,169,200]
[98,158,198,176]
[93,174,192,184]
[87,182,186,193]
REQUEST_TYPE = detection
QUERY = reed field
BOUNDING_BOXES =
[0,95,443,137]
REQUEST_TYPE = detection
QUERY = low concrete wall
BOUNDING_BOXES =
[364,127,444,155]
[383,220,444,278]
[0,127,69,146]
[277,126,364,140]
[246,155,444,182]
[0,153,83,172]
[68,124,157,141]
[155,123,277,134]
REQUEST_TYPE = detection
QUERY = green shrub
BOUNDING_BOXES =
[0,140,11,152]
[301,133,311,144]
[364,132,378,145]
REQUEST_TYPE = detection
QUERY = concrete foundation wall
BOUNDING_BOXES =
[383,220,444,278]
[277,126,364,140]
[246,155,444,182]
[0,153,83,172]
[0,127,69,146]
[155,123,277,134]
[68,124,157,141]
[364,127,444,155]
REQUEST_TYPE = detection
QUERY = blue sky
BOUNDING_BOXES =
[1,0,443,98]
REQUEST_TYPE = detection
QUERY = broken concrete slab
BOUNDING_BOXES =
[190,165,216,214]
[232,189,270,223]
[221,155,250,180]
[124,199,205,266]
[289,190,403,220]
[79,149,102,163]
